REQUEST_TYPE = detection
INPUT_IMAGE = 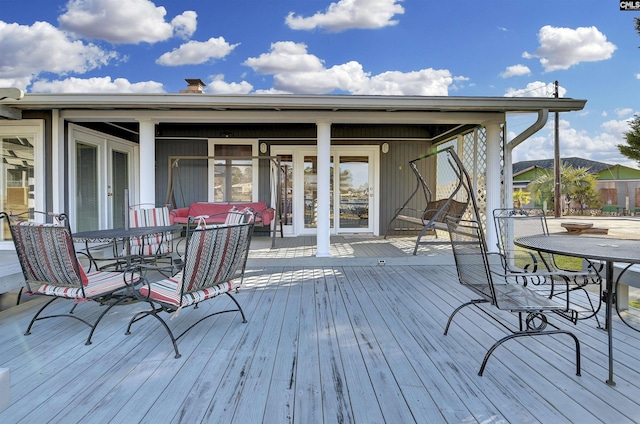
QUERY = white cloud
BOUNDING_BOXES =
[602,117,636,134]
[522,25,616,72]
[504,81,565,98]
[156,37,239,66]
[244,41,453,95]
[171,11,197,39]
[0,20,118,90]
[615,108,634,118]
[244,41,325,74]
[360,69,452,95]
[286,0,404,32]
[58,0,195,44]
[204,75,253,94]
[30,76,164,93]
[511,118,638,169]
[500,64,531,78]
[636,73,640,79]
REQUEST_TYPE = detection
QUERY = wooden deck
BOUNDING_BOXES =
[2,258,640,422]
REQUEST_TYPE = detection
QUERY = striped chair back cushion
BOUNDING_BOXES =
[179,223,252,295]
[224,207,255,225]
[11,222,87,287]
[128,206,173,255]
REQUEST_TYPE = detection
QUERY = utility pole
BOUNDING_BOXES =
[554,80,561,218]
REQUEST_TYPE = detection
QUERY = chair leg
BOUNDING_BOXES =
[16,287,23,306]
[84,295,133,345]
[25,297,96,336]
[478,329,581,377]
[226,292,247,323]
[444,299,487,335]
[126,305,181,359]
[24,297,59,335]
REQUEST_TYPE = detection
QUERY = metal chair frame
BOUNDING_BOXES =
[126,217,254,358]
[445,217,582,377]
[493,208,602,326]
[1,210,138,345]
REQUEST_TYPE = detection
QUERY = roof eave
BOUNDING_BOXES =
[0,93,587,113]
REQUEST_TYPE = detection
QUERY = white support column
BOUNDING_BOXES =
[138,119,156,205]
[51,110,64,214]
[484,121,502,252]
[316,121,332,257]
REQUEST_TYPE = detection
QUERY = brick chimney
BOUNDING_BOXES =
[180,78,206,93]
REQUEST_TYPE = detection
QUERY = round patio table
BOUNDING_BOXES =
[515,234,640,387]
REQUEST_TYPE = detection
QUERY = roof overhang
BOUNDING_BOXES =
[0,93,587,114]
[0,93,587,139]
[0,87,24,119]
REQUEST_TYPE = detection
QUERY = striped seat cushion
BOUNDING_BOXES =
[34,269,139,298]
[138,272,239,308]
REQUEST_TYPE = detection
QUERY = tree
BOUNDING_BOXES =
[512,190,530,208]
[618,114,640,166]
[527,164,602,212]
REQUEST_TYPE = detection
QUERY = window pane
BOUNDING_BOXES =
[1,135,34,240]
[304,155,334,228]
[76,143,99,232]
[278,154,293,225]
[213,144,253,202]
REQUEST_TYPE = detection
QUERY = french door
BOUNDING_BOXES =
[69,126,137,232]
[280,146,378,235]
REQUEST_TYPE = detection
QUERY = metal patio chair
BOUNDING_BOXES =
[493,208,602,326]
[445,217,581,377]
[1,210,139,345]
[125,218,254,358]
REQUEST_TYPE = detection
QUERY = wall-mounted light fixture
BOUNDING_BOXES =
[381,142,389,153]
[260,142,268,154]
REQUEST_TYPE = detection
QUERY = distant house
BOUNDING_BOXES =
[513,157,640,213]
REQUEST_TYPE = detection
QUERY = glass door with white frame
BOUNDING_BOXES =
[71,126,136,232]
[294,146,378,235]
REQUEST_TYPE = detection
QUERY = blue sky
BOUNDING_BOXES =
[1,0,639,167]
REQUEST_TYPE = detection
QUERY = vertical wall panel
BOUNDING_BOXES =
[155,139,208,208]
[380,141,433,235]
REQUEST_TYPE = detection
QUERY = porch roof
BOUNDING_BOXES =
[1,93,586,123]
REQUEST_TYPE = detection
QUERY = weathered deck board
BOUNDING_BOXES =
[1,264,640,423]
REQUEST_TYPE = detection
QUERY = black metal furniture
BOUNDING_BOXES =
[125,220,254,358]
[515,234,640,386]
[74,225,181,272]
[493,208,602,325]
[1,211,139,345]
[384,147,471,255]
[446,217,582,377]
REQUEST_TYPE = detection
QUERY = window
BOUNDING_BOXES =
[0,121,44,243]
[211,142,255,202]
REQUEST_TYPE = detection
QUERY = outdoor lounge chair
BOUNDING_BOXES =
[125,218,254,358]
[493,208,602,326]
[445,217,581,377]
[1,211,139,345]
